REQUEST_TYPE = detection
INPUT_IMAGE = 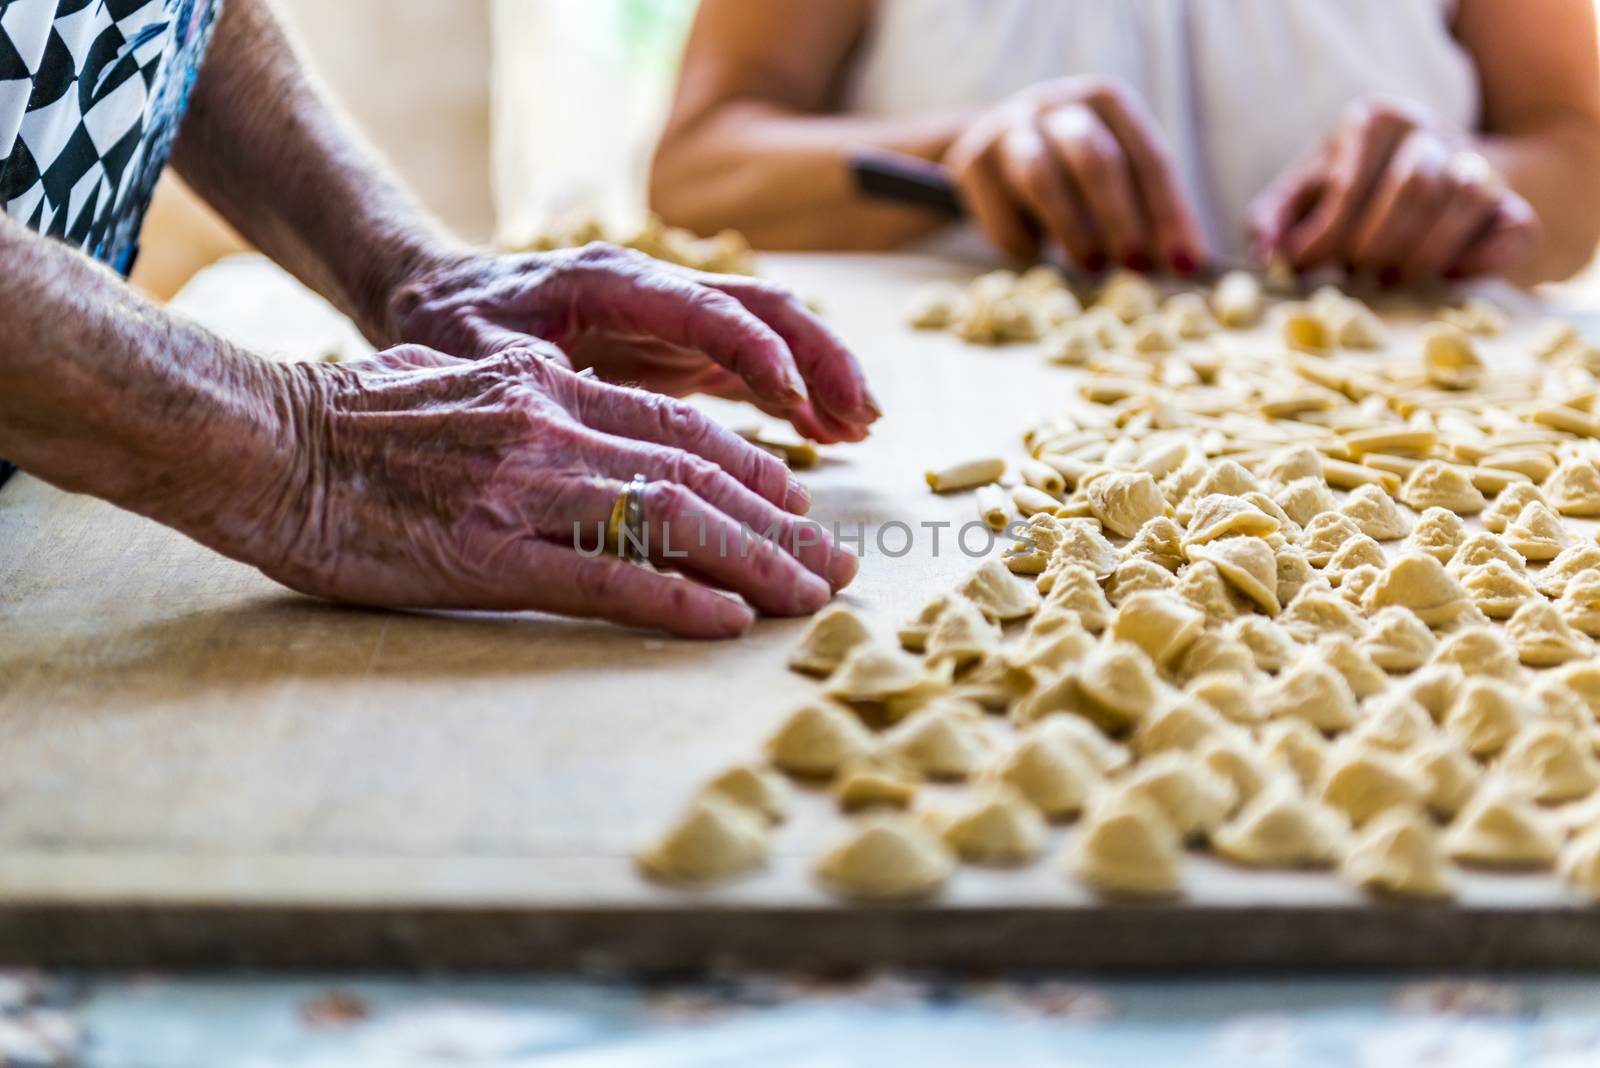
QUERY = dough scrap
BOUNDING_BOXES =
[1482,481,1547,535]
[884,699,990,781]
[1188,672,1267,726]
[815,816,956,900]
[790,605,874,676]
[1432,625,1523,681]
[1184,494,1281,546]
[1325,535,1388,585]
[1073,642,1167,734]
[1226,616,1302,674]
[1298,512,1365,566]
[1443,783,1562,869]
[1339,483,1413,542]
[638,796,769,884]
[1175,632,1260,683]
[1085,471,1168,539]
[1459,560,1540,620]
[1359,605,1438,672]
[1260,719,1331,792]
[1125,515,1187,572]
[1364,553,1472,629]
[1068,791,1185,898]
[765,702,876,778]
[1213,783,1346,868]
[1321,746,1427,827]
[1422,323,1485,390]
[925,596,1002,671]
[1505,600,1593,667]
[1502,501,1573,562]
[1342,807,1456,899]
[1403,507,1468,564]
[1275,478,1339,528]
[1260,657,1360,733]
[1131,693,1235,757]
[934,785,1048,866]
[1315,636,1390,699]
[1405,737,1480,820]
[993,728,1100,820]
[1039,564,1114,633]
[1186,536,1282,615]
[1501,721,1600,804]
[1535,544,1600,599]
[1558,569,1600,637]
[1349,692,1436,753]
[1278,590,1369,645]
[960,559,1042,622]
[1111,591,1205,667]
[1543,457,1600,517]
[1178,561,1248,627]
[1107,556,1178,606]
[701,765,791,824]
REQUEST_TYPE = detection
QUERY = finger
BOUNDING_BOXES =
[705,277,880,428]
[1403,179,1498,279]
[487,540,756,639]
[1248,164,1324,263]
[551,473,834,617]
[948,130,1041,261]
[1285,105,1414,268]
[1449,198,1541,279]
[1348,135,1449,272]
[360,345,471,372]
[563,373,810,513]
[1044,104,1150,269]
[995,119,1101,268]
[578,432,858,593]
[1084,84,1208,270]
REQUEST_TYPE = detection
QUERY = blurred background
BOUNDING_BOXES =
[132,0,1600,307]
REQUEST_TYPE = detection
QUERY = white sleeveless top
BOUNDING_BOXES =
[844,0,1480,259]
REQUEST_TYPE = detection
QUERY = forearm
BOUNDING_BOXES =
[650,101,975,250]
[0,216,301,558]
[170,0,463,346]
[1478,115,1600,284]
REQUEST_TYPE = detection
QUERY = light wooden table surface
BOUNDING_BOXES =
[2,254,1598,970]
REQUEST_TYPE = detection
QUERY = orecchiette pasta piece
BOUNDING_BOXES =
[1431,625,1523,681]
[1551,661,1600,719]
[1183,493,1281,546]
[815,816,955,900]
[1036,521,1121,585]
[1068,791,1185,899]
[1185,537,1282,615]
[1044,322,1099,366]
[1073,642,1168,734]
[1330,301,1385,350]
[1278,590,1368,645]
[1506,600,1593,667]
[1079,305,1129,348]
[953,285,1044,345]
[1539,547,1600,602]
[1213,270,1263,329]
[905,281,965,330]
[1443,782,1562,868]
[1282,304,1334,355]
[1039,564,1114,633]
[960,559,1041,622]
[926,456,1006,493]
[1444,296,1507,336]
[1261,657,1360,733]
[1033,287,1085,328]
[1016,262,1071,296]
[1321,746,1428,827]
[1111,591,1205,667]
[1298,512,1365,566]
[1445,677,1530,758]
[1199,735,1278,810]
[1482,482,1548,535]
[1358,606,1438,672]
[1275,478,1339,529]
[1421,323,1485,390]
[1217,614,1291,669]
[1399,461,1487,515]
[1398,664,1468,723]
[1558,569,1600,637]
[924,596,1002,672]
[1085,471,1169,539]
[992,729,1100,820]
[1161,458,1209,508]
[1364,553,1472,629]
[1405,738,1480,820]
[1096,269,1161,323]
[934,785,1048,867]
[1174,633,1258,685]
[826,641,945,713]
[790,604,875,676]
[1177,561,1248,628]
[1325,535,1387,586]
[1502,501,1573,563]
[1342,807,1457,899]
[1458,560,1540,620]
[1187,671,1267,726]
[1561,827,1600,900]
[1339,483,1413,542]
[833,754,921,812]
[883,699,990,781]
[765,702,876,779]
[1107,557,1178,607]
[1543,457,1600,517]
[1036,714,1131,775]
[1213,782,1347,868]
[637,795,769,884]
[1533,318,1583,361]
[1315,637,1390,699]
[1274,545,1321,607]
[1501,721,1600,804]
[1164,291,1218,339]
[1349,693,1436,753]
[700,765,791,824]
[1185,460,1265,509]
[1260,719,1332,792]
[1130,693,1236,757]
[1120,752,1238,841]
[1127,314,1179,354]
[1402,507,1468,564]
[1259,446,1326,488]
[1447,532,1528,578]
[1125,515,1187,572]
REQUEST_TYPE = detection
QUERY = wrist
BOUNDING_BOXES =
[360,233,475,350]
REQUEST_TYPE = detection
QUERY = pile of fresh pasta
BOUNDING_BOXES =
[639,263,1600,905]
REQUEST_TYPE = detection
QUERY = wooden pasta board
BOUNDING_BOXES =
[3,252,1600,971]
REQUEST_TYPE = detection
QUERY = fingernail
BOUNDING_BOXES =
[861,388,885,421]
[795,570,832,612]
[827,548,860,591]
[786,477,812,515]
[1170,250,1198,276]
[712,597,756,637]
[1124,251,1154,273]
[1084,251,1109,273]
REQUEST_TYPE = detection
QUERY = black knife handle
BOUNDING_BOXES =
[848,147,967,219]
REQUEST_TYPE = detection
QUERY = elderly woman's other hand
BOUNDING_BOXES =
[381,244,880,446]
[944,77,1209,273]
[1250,96,1540,283]
[248,345,857,638]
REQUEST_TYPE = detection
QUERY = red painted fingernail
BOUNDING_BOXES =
[1124,251,1154,273]
[1171,250,1198,276]
[1084,251,1109,273]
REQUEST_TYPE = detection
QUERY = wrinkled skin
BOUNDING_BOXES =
[945,76,1209,273]
[1251,96,1540,281]
[253,344,859,639]
[385,243,880,445]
